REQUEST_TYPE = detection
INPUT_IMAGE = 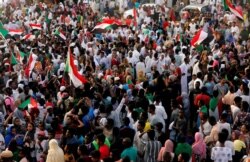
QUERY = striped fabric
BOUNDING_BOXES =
[144,141,162,162]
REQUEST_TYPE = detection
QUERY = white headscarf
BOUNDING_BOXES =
[46,139,65,162]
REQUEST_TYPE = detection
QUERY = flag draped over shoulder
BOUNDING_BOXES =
[65,47,87,87]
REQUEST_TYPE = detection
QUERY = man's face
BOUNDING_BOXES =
[195,82,200,89]
[148,107,153,114]
[14,119,21,126]
[179,110,184,118]
[137,123,143,131]
[10,81,17,90]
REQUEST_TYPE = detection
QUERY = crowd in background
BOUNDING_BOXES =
[0,0,249,162]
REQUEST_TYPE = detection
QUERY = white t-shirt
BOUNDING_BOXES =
[216,141,235,155]
[199,120,212,137]
[156,105,168,120]
[211,146,233,162]
[217,122,231,139]
[231,105,240,121]
[148,113,165,132]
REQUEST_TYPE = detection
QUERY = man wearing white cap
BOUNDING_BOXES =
[57,86,66,101]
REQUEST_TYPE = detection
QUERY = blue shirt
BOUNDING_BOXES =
[82,107,95,129]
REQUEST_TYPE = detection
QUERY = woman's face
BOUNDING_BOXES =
[231,132,236,140]
[241,125,247,133]
[27,123,33,132]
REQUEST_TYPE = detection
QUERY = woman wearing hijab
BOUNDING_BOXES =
[192,132,206,162]
[157,139,175,162]
[46,139,65,162]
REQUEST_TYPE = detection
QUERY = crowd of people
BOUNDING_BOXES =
[0,0,249,162]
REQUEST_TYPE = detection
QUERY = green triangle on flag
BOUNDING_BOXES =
[35,30,40,38]
[19,98,31,109]
[223,0,229,11]
[20,51,27,57]
[11,53,18,65]
[195,44,204,52]
[54,28,59,35]
[106,25,113,30]
[18,97,37,109]
[0,28,9,38]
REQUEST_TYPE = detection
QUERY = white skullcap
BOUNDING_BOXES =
[99,118,107,126]
[59,63,65,70]
[60,86,66,92]
[18,84,24,90]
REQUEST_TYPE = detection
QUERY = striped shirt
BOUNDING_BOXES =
[144,140,162,162]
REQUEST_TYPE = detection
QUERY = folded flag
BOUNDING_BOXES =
[8,29,23,36]
[29,23,42,30]
[19,97,38,109]
[223,0,243,20]
[65,47,87,87]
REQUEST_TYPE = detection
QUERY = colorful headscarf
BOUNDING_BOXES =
[157,140,174,161]
[192,132,206,159]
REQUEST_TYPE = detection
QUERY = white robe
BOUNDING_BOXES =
[180,63,190,93]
